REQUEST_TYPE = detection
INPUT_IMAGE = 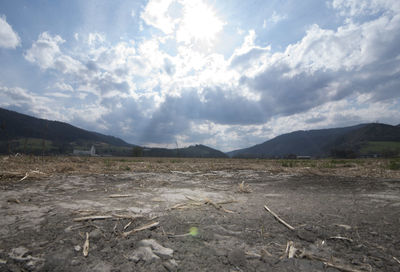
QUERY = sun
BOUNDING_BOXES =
[177,1,224,45]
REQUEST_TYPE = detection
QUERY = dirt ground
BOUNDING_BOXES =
[1,156,400,271]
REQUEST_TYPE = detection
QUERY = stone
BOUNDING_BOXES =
[139,239,174,259]
[129,247,160,263]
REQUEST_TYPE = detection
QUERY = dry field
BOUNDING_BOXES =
[1,156,400,271]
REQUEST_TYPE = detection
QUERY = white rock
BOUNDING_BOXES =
[139,239,173,258]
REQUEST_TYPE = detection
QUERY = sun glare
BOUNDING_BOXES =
[177,1,224,45]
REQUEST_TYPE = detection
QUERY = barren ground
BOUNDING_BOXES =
[1,156,400,271]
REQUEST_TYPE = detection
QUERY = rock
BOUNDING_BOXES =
[163,259,178,272]
[139,239,174,259]
[129,247,160,263]
[74,245,81,252]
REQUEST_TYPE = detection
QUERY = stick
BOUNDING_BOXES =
[300,251,366,272]
[19,173,28,181]
[109,194,134,198]
[73,215,113,222]
[112,214,144,220]
[264,205,295,231]
[122,221,159,237]
[328,236,353,242]
[393,256,400,264]
[83,232,89,257]
[205,198,235,213]
[123,221,132,230]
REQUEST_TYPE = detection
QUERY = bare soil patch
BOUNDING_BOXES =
[1,156,400,271]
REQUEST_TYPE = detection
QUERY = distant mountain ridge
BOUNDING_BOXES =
[0,107,227,157]
[0,107,131,147]
[228,123,400,158]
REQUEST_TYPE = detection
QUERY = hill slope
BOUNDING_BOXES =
[0,107,130,146]
[228,123,400,158]
[143,144,228,158]
[0,107,227,157]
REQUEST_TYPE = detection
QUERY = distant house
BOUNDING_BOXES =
[73,145,96,156]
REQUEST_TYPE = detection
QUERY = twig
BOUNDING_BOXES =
[264,205,295,231]
[122,221,159,237]
[393,256,400,264]
[109,194,134,198]
[83,232,89,257]
[112,214,144,220]
[19,173,28,181]
[73,215,113,222]
[300,250,367,272]
[328,236,353,242]
[205,198,235,213]
[123,221,132,230]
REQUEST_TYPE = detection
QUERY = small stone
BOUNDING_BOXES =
[163,259,178,272]
[129,247,160,263]
[74,245,81,252]
[139,239,174,259]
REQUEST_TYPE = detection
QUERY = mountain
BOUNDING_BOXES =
[228,123,400,158]
[0,107,227,157]
[0,107,132,155]
[142,144,228,158]
[0,107,130,146]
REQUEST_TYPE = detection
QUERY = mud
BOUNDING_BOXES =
[1,167,400,271]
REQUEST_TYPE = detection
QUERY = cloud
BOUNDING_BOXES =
[140,0,177,34]
[0,15,20,49]
[24,32,65,69]
[331,0,400,17]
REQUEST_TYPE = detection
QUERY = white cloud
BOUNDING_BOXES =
[24,32,65,69]
[0,15,20,49]
[53,82,74,92]
[140,0,177,34]
[88,32,106,47]
[270,11,287,24]
[331,0,400,17]
[25,32,84,74]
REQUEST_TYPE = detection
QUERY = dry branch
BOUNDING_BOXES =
[264,205,295,231]
[109,194,134,198]
[122,221,159,237]
[393,256,400,264]
[204,198,235,213]
[73,215,113,222]
[300,251,366,272]
[328,236,353,242]
[238,181,252,193]
[19,173,28,181]
[83,232,89,257]
[112,214,144,220]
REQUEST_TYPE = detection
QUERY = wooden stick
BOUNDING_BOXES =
[109,194,134,198]
[73,215,113,222]
[83,232,89,257]
[264,205,295,231]
[328,236,353,242]
[393,256,400,264]
[112,214,144,220]
[19,173,28,181]
[122,221,159,237]
[205,198,234,213]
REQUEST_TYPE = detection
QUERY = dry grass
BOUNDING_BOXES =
[0,155,399,183]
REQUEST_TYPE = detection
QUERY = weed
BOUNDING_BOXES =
[388,159,400,170]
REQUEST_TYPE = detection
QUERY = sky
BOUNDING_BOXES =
[0,0,399,152]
